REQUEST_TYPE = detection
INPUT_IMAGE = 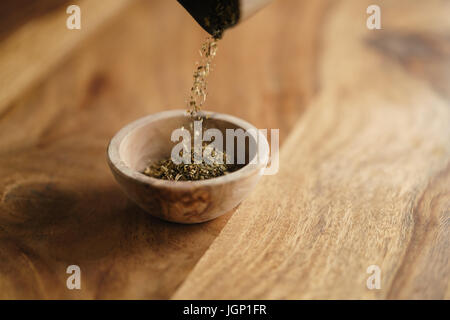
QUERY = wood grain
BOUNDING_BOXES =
[0,0,129,115]
[0,0,324,298]
[173,0,450,299]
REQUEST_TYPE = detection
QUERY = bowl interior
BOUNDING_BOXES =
[118,113,259,173]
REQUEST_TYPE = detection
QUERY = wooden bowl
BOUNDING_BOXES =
[107,110,269,223]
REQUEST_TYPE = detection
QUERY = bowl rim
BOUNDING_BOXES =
[107,109,269,189]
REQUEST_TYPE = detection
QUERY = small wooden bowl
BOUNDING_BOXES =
[107,110,269,224]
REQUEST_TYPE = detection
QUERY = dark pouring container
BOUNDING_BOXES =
[177,0,273,38]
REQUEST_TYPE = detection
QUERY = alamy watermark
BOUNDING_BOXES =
[66,265,81,290]
[366,5,381,30]
[366,265,381,290]
[66,5,81,30]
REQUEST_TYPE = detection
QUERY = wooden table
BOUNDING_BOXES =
[0,0,448,299]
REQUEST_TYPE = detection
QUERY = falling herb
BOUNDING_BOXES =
[187,36,218,119]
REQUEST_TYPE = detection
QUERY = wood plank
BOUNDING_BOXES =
[0,0,325,298]
[0,0,130,115]
[173,0,450,299]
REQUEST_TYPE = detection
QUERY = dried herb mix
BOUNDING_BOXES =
[143,34,240,181]
[143,141,241,181]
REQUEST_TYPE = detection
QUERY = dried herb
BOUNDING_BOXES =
[143,142,241,181]
[207,0,240,39]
